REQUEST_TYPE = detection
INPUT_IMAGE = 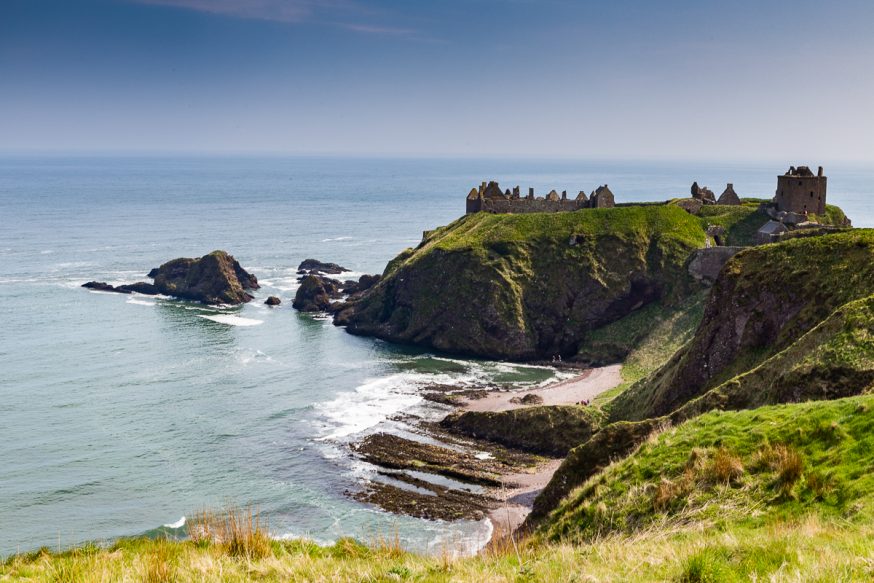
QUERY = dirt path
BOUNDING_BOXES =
[464,364,623,413]
[486,459,563,540]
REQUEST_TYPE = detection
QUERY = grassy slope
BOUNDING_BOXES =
[696,204,766,246]
[545,395,874,544]
[609,229,874,422]
[583,293,706,409]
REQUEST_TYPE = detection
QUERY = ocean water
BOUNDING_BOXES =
[1,156,872,557]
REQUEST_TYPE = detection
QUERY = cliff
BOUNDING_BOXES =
[334,206,710,360]
[609,229,874,422]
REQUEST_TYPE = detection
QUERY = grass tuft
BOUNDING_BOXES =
[188,506,272,560]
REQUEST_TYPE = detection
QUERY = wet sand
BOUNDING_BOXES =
[464,364,623,413]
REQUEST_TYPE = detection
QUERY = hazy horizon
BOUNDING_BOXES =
[3,0,874,161]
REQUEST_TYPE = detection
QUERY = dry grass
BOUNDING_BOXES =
[188,506,272,560]
[753,444,804,496]
[5,515,874,582]
[709,447,745,485]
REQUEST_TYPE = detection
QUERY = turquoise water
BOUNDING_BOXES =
[1,156,871,556]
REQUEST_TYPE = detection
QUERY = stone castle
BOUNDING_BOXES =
[774,165,827,215]
[465,181,614,214]
[465,165,828,218]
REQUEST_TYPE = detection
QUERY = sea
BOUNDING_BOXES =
[1,156,872,557]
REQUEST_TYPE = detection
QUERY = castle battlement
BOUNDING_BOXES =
[466,181,614,214]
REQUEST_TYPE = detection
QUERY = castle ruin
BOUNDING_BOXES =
[466,181,615,214]
[774,165,827,215]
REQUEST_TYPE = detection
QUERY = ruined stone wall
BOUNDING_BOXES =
[775,175,827,215]
[470,198,586,214]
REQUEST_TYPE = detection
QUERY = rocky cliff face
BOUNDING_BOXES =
[148,250,259,305]
[333,206,708,360]
[610,230,874,422]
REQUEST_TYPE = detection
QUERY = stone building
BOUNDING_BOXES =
[590,185,615,208]
[717,183,741,206]
[774,165,827,215]
[691,182,716,204]
[756,220,789,244]
[466,181,615,214]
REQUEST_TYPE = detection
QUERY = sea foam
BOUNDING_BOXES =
[198,314,264,327]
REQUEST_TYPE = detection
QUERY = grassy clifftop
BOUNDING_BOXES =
[335,205,711,360]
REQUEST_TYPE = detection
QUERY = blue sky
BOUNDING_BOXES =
[2,0,873,160]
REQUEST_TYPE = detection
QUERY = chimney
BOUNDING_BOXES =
[528,187,534,199]
[562,190,567,200]
[818,166,824,177]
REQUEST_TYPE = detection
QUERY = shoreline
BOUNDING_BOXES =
[346,363,623,553]
[461,364,622,413]
[475,367,621,547]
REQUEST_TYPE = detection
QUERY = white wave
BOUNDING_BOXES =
[315,374,424,441]
[321,236,353,242]
[39,249,54,255]
[163,516,186,529]
[126,297,155,306]
[198,314,264,327]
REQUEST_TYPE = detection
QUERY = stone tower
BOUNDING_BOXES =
[774,165,827,215]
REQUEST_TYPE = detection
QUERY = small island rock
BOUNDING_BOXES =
[292,275,342,312]
[149,251,259,305]
[297,258,349,275]
[265,296,282,306]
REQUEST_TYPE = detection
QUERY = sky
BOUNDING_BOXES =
[2,0,874,161]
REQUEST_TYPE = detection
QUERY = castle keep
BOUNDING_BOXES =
[774,165,827,215]
[466,181,614,214]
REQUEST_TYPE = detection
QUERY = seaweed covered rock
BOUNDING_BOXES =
[148,251,259,305]
[441,405,604,456]
[334,206,709,360]
[292,275,341,312]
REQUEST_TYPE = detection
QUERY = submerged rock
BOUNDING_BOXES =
[264,296,281,306]
[82,281,129,293]
[117,282,159,295]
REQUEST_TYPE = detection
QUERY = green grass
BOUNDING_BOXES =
[696,204,767,246]
[581,294,706,410]
[420,204,707,256]
[544,395,874,544]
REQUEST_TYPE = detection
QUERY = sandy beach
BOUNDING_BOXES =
[464,364,623,413]
[476,365,623,541]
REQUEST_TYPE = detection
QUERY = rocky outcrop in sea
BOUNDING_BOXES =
[82,250,259,305]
